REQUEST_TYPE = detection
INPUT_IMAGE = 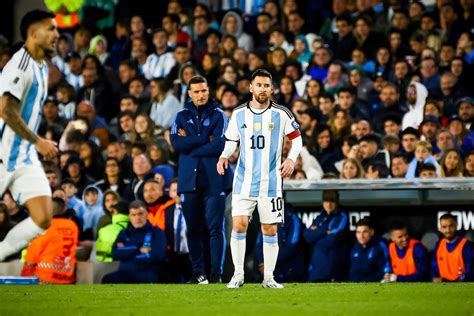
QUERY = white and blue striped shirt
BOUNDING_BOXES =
[143,51,176,80]
[225,102,299,198]
[0,47,48,172]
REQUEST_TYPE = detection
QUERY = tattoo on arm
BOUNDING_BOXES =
[0,94,38,144]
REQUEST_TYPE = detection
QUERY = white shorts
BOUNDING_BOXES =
[231,195,284,224]
[0,164,51,205]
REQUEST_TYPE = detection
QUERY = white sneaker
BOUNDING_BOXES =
[262,278,284,289]
[227,274,244,289]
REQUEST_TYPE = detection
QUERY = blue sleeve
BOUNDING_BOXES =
[190,110,227,157]
[318,212,348,248]
[170,114,207,153]
[431,242,441,279]
[397,243,429,282]
[366,245,389,282]
[135,228,167,263]
[378,240,392,274]
[277,214,301,262]
[329,212,348,235]
[255,232,263,264]
[461,241,473,281]
[112,230,139,261]
[303,215,326,244]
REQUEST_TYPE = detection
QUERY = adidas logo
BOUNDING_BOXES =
[187,119,194,124]
[277,212,282,217]
[241,124,247,129]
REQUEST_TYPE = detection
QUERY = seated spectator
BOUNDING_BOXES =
[65,155,94,198]
[388,222,429,282]
[163,179,192,283]
[143,180,174,230]
[148,77,182,129]
[419,163,439,178]
[400,127,420,161]
[349,218,391,282]
[464,151,474,177]
[61,178,86,216]
[402,82,428,130]
[440,149,464,177]
[311,123,340,173]
[95,157,131,197]
[340,158,365,179]
[96,200,130,262]
[334,136,359,174]
[21,198,79,284]
[304,190,348,282]
[449,115,474,154]
[102,200,167,284]
[432,214,474,282]
[382,134,400,155]
[434,128,455,160]
[256,204,305,283]
[78,185,104,240]
[406,141,441,178]
[79,140,105,182]
[366,161,390,179]
[124,153,153,202]
[97,189,120,232]
[358,134,390,171]
[391,153,409,178]
[456,97,473,130]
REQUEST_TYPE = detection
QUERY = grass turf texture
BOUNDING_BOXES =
[1,283,473,315]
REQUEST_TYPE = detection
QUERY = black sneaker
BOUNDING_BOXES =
[209,273,222,284]
[187,273,209,284]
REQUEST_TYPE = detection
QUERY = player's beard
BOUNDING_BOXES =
[255,94,269,105]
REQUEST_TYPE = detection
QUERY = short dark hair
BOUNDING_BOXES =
[440,213,457,223]
[188,75,208,88]
[390,221,407,232]
[420,162,437,173]
[120,94,138,104]
[52,197,66,215]
[322,190,339,203]
[392,152,410,164]
[355,217,373,229]
[319,92,335,103]
[129,200,147,211]
[251,68,272,82]
[338,87,355,96]
[20,9,55,40]
[367,162,390,178]
[164,13,180,25]
[151,27,167,37]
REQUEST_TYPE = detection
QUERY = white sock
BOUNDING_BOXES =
[0,217,45,261]
[263,234,279,281]
[230,231,246,276]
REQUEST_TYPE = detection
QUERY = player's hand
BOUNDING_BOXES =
[35,137,58,160]
[178,128,187,137]
[140,247,151,253]
[279,159,295,177]
[217,157,229,175]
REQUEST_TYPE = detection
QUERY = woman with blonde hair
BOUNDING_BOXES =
[340,158,365,179]
[440,149,464,177]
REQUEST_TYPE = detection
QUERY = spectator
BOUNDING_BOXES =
[56,83,77,121]
[354,119,373,140]
[148,77,182,129]
[95,157,131,198]
[162,14,191,49]
[130,113,163,146]
[318,93,337,123]
[419,163,439,178]
[130,37,148,75]
[400,127,420,161]
[65,156,93,198]
[79,141,105,182]
[96,200,130,262]
[64,51,84,92]
[464,151,474,177]
[391,153,409,178]
[432,214,474,282]
[97,189,120,232]
[402,82,428,130]
[358,134,390,171]
[192,15,212,63]
[440,149,464,177]
[383,114,402,136]
[255,204,305,283]
[406,140,441,178]
[143,28,176,80]
[388,221,429,282]
[220,11,253,52]
[102,200,167,284]
[456,97,473,130]
[372,83,405,134]
[419,57,440,93]
[118,60,139,96]
[106,141,133,181]
[331,14,357,62]
[312,123,340,173]
[304,190,348,282]
[349,218,391,282]
[419,115,440,145]
[337,88,370,121]
[78,185,104,240]
[449,115,474,154]
[21,198,79,284]
[328,109,352,147]
[340,158,365,180]
[308,46,332,81]
[348,68,373,103]
[75,101,110,148]
[124,154,152,202]
[170,75,232,284]
[366,161,390,179]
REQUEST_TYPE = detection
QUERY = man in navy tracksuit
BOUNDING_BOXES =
[102,200,167,284]
[255,204,305,282]
[349,218,391,282]
[303,190,349,282]
[170,75,233,284]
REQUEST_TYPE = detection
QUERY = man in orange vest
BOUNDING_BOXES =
[143,179,174,231]
[21,197,79,284]
[388,222,429,282]
[432,214,473,282]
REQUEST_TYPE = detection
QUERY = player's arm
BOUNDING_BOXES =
[280,118,302,177]
[217,111,239,175]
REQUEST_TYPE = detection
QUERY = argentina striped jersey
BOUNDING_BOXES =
[225,101,300,198]
[0,47,48,172]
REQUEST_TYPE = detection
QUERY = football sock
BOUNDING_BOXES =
[230,231,246,276]
[263,234,279,280]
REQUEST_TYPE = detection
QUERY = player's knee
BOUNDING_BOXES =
[232,222,248,233]
[261,224,277,236]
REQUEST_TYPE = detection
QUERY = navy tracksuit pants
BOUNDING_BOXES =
[182,187,226,275]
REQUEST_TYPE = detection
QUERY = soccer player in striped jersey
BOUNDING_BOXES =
[217,69,302,288]
[0,10,59,261]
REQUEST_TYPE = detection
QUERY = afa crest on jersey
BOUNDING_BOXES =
[268,122,275,130]
[254,122,261,131]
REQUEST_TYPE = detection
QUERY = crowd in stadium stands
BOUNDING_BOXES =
[0,0,473,283]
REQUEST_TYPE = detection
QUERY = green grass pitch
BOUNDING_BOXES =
[1,283,473,315]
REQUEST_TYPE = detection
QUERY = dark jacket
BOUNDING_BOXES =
[112,221,167,274]
[349,238,391,282]
[304,208,349,282]
[170,99,233,194]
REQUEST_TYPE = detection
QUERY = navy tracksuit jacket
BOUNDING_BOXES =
[303,208,349,282]
[349,238,391,282]
[102,222,167,284]
[170,99,233,275]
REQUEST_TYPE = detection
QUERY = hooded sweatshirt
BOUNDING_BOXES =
[79,184,105,238]
[402,82,428,130]
[220,11,254,52]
